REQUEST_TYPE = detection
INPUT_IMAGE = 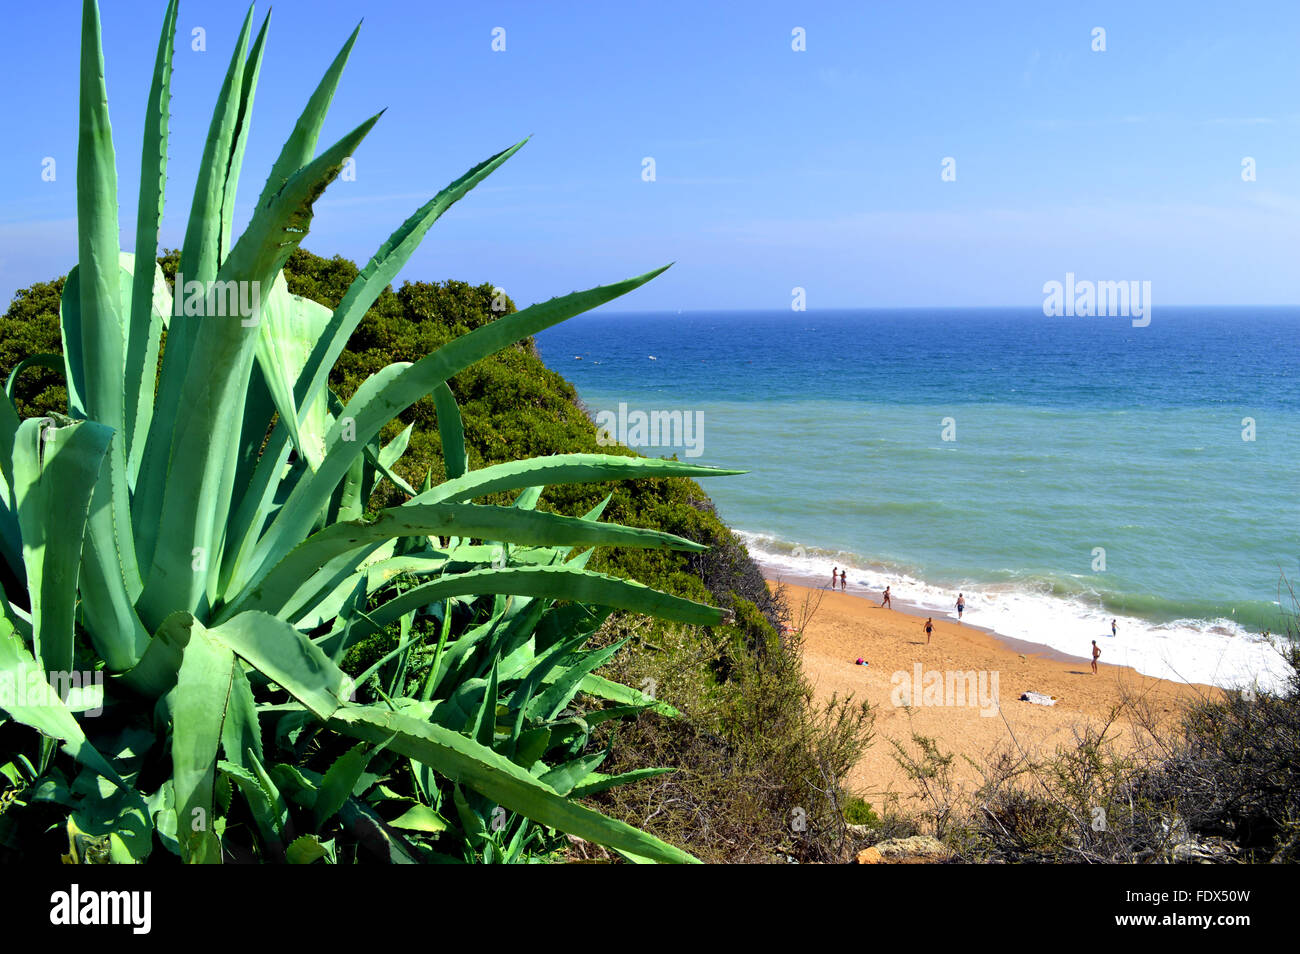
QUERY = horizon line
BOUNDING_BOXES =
[587,303,1300,315]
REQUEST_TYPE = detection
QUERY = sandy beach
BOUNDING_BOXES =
[769,578,1224,809]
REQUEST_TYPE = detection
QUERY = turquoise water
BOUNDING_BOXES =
[536,308,1299,689]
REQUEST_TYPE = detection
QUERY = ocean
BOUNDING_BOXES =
[534,307,1299,693]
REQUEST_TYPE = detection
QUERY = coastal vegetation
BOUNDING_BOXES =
[1,0,1290,867]
[0,244,878,863]
[0,0,727,864]
[0,0,874,864]
[878,640,1300,864]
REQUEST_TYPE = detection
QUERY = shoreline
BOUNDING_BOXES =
[748,548,1291,694]
[768,564,1089,666]
[766,576,1225,803]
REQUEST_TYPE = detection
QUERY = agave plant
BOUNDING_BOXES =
[0,0,738,863]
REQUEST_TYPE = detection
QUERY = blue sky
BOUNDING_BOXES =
[2,0,1299,311]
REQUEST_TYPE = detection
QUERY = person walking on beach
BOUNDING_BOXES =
[840,569,847,591]
[924,617,934,645]
[881,586,892,609]
[1091,640,1101,675]
[956,593,965,624]
[1111,619,1117,638]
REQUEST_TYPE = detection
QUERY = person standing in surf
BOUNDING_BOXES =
[1091,640,1101,675]
[831,567,838,589]
[956,593,965,624]
[881,586,892,609]
[840,569,847,591]
[1111,619,1117,638]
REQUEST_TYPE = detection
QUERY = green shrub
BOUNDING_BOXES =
[843,795,881,828]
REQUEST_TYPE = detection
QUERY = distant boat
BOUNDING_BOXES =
[648,355,657,360]
[574,355,582,360]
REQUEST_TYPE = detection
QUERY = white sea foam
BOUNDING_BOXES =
[738,530,1292,695]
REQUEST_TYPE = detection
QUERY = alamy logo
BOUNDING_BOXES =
[0,668,103,717]
[1042,272,1151,327]
[594,402,704,458]
[49,885,151,934]
[172,271,263,326]
[890,664,1000,717]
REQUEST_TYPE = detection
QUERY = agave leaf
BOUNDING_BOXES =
[0,618,123,787]
[3,355,65,402]
[200,612,694,860]
[470,662,500,747]
[360,422,415,505]
[171,619,237,863]
[120,255,172,489]
[578,672,679,717]
[207,611,352,721]
[217,419,295,598]
[220,663,263,772]
[538,750,607,797]
[503,630,592,743]
[291,141,528,430]
[220,9,272,258]
[222,502,707,622]
[76,0,148,672]
[136,111,384,626]
[192,110,385,602]
[570,767,675,799]
[223,360,409,595]
[526,585,608,652]
[245,749,292,837]
[126,0,178,480]
[248,268,677,584]
[378,422,414,480]
[452,782,488,848]
[50,252,167,434]
[57,269,87,417]
[512,486,543,511]
[180,2,253,281]
[414,453,743,507]
[69,770,154,863]
[76,0,125,436]
[0,394,25,588]
[512,727,551,768]
[116,610,196,698]
[330,446,366,524]
[527,638,627,723]
[0,390,20,505]
[221,20,362,527]
[221,110,385,299]
[252,21,361,213]
[286,833,328,864]
[387,802,448,833]
[433,383,467,480]
[289,541,404,630]
[217,760,284,858]
[253,274,334,469]
[11,417,111,675]
[314,741,386,830]
[128,0,254,560]
[329,706,698,864]
[340,565,725,647]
